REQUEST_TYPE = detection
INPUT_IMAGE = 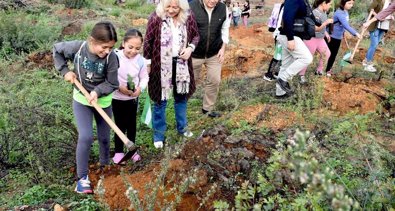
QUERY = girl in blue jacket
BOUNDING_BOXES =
[325,0,361,76]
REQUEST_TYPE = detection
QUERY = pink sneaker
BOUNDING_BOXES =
[112,153,125,164]
[131,152,141,163]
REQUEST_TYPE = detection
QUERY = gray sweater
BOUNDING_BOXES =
[53,40,119,97]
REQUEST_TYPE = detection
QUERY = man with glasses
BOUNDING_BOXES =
[190,0,230,118]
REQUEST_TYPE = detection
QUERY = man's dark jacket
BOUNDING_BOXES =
[190,0,227,58]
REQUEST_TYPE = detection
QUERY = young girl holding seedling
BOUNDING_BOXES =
[325,0,361,76]
[298,0,333,84]
[53,21,119,194]
[112,29,148,164]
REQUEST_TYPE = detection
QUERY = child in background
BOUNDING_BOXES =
[325,0,361,76]
[112,29,148,164]
[241,1,251,27]
[263,1,284,81]
[232,2,242,27]
[53,21,119,194]
[298,0,333,84]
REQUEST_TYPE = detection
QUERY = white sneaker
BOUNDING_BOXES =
[154,141,163,149]
[299,75,307,84]
[364,64,377,72]
[362,59,368,67]
[183,131,193,138]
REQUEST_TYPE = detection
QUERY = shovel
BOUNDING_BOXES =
[74,80,138,164]
[340,35,352,67]
[347,10,374,64]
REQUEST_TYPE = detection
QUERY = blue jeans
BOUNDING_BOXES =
[366,29,385,62]
[152,93,188,142]
[233,16,240,27]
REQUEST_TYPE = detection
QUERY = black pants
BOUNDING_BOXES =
[112,98,138,153]
[325,37,342,73]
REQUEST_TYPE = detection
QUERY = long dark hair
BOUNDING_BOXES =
[338,0,353,10]
[313,0,332,8]
[90,21,117,43]
[119,28,143,50]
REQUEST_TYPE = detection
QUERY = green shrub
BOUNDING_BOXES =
[64,0,91,9]
[0,70,76,184]
[0,11,61,59]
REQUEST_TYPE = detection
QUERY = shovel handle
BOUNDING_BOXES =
[73,80,136,150]
[350,10,374,62]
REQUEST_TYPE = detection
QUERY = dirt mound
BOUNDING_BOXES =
[222,24,274,78]
[132,18,148,26]
[61,21,82,36]
[53,8,97,21]
[86,126,274,210]
[232,104,303,132]
[26,50,53,69]
[322,77,387,115]
[356,47,395,64]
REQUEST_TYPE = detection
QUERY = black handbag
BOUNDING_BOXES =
[293,0,321,40]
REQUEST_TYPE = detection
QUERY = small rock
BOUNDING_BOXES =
[109,190,116,197]
[239,159,250,172]
[224,136,241,144]
[54,204,67,211]
[232,148,254,159]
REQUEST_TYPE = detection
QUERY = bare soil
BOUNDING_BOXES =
[85,125,274,210]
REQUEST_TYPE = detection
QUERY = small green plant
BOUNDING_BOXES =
[127,74,135,91]
[64,0,91,9]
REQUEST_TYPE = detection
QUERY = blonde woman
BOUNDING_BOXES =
[144,0,200,148]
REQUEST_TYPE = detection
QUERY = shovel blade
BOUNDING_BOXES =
[117,147,139,165]
[342,51,351,60]
[341,51,352,67]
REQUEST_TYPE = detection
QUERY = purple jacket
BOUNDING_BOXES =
[376,0,395,21]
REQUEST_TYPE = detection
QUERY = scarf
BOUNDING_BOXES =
[160,16,190,101]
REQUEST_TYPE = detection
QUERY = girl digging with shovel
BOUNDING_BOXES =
[53,21,119,194]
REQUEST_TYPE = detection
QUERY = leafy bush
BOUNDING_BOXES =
[64,0,91,9]
[0,70,76,184]
[0,11,61,59]
[214,129,395,210]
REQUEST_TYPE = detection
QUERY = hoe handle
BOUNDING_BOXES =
[74,80,136,150]
[350,10,374,62]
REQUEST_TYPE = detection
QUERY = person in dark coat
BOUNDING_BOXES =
[143,0,200,148]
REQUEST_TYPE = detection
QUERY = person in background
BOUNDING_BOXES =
[241,1,251,27]
[263,1,284,82]
[275,0,313,98]
[144,0,200,149]
[298,0,333,84]
[231,2,242,27]
[325,0,361,76]
[363,0,395,28]
[190,0,230,117]
[112,29,148,164]
[53,21,119,194]
[362,0,393,72]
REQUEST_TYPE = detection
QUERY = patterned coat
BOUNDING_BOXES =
[143,11,200,103]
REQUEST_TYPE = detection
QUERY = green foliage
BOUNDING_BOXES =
[18,185,64,205]
[0,70,76,184]
[69,197,105,210]
[64,0,91,9]
[0,11,61,59]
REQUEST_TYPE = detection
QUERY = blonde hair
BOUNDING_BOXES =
[156,0,190,24]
